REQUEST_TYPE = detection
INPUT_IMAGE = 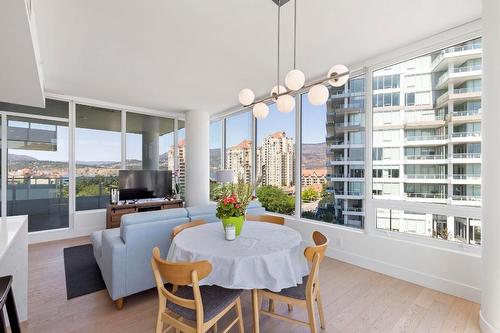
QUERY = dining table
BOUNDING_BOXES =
[166,220,310,333]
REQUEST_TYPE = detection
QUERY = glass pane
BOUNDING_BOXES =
[301,76,365,229]
[75,105,121,211]
[256,104,295,216]
[176,120,186,197]
[126,113,175,170]
[225,111,252,183]
[0,99,69,118]
[209,121,222,180]
[376,208,481,245]
[372,38,482,210]
[7,116,69,232]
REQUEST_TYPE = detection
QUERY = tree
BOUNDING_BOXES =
[256,185,295,215]
[302,186,319,203]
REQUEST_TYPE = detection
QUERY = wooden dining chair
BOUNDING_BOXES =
[151,247,245,333]
[257,231,328,333]
[245,214,284,225]
[171,220,207,239]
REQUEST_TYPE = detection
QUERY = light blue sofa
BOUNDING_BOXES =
[90,201,266,307]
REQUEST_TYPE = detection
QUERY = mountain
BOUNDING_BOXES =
[301,142,327,169]
[210,148,221,166]
[8,154,38,162]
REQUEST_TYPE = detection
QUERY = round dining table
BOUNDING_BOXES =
[166,220,310,333]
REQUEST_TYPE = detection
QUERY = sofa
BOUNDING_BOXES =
[90,201,266,308]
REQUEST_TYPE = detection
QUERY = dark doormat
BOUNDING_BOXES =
[63,244,106,299]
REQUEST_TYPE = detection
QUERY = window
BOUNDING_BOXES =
[376,208,481,245]
[177,120,186,196]
[209,121,222,181]
[225,112,252,183]
[75,105,121,211]
[256,104,295,216]
[7,110,69,232]
[126,113,175,170]
[301,76,365,228]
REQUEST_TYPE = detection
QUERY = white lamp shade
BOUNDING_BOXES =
[270,85,287,96]
[276,94,295,113]
[215,170,234,183]
[238,88,255,106]
[327,64,349,87]
[285,69,305,91]
[308,84,329,106]
[253,102,269,119]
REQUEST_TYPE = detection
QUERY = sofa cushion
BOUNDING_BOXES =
[120,208,188,241]
[266,275,308,300]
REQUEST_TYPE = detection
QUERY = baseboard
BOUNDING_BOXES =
[324,246,481,303]
[28,225,102,244]
[480,311,500,333]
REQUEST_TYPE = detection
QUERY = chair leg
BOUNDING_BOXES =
[236,298,245,333]
[155,310,163,333]
[268,299,275,313]
[251,289,260,333]
[287,304,293,312]
[316,291,325,329]
[114,297,124,310]
[306,298,318,333]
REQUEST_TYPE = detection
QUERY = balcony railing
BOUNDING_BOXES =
[431,43,482,68]
[334,122,363,129]
[345,207,363,212]
[451,131,481,138]
[453,86,481,94]
[405,114,446,123]
[452,195,481,202]
[453,64,482,73]
[452,109,481,117]
[405,134,447,142]
[453,174,481,180]
[452,152,481,159]
[405,192,447,199]
[405,154,447,160]
[405,174,447,180]
[347,190,364,196]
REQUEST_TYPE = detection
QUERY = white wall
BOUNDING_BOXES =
[285,217,481,302]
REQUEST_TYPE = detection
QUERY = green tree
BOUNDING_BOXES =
[302,186,319,203]
[256,185,295,215]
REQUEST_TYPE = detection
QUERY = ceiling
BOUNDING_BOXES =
[32,0,481,115]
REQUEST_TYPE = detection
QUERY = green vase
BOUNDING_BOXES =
[221,216,245,236]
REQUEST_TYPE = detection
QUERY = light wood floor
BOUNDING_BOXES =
[22,236,481,333]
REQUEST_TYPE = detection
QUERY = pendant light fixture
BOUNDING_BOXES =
[238,0,350,119]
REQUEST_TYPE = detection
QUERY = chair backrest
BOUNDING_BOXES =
[151,247,212,326]
[171,219,207,238]
[246,214,285,225]
[304,231,329,300]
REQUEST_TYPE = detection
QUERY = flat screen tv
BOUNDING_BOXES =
[118,170,172,201]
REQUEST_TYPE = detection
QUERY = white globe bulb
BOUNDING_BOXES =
[238,88,255,106]
[285,69,305,91]
[270,85,287,96]
[276,94,295,113]
[327,64,349,87]
[253,103,269,119]
[308,84,329,106]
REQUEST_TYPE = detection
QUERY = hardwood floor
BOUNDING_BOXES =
[23,236,481,333]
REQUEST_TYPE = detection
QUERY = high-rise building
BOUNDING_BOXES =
[257,131,295,188]
[226,139,252,183]
[326,76,366,228]
[167,139,186,190]
[372,38,482,243]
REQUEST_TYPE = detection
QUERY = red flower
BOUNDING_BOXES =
[235,204,240,209]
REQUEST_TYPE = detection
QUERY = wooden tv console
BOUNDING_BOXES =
[106,199,184,229]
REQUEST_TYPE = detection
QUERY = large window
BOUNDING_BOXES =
[177,120,186,196]
[209,121,222,181]
[372,38,482,244]
[225,112,252,183]
[256,104,295,216]
[301,76,366,228]
[7,109,69,232]
[126,113,175,170]
[75,105,121,211]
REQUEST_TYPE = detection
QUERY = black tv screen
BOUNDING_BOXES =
[118,170,172,200]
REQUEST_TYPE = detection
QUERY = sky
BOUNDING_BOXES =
[8,97,328,163]
[212,97,329,149]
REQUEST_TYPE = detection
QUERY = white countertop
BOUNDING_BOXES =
[0,216,28,261]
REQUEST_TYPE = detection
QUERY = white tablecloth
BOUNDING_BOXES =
[166,221,309,292]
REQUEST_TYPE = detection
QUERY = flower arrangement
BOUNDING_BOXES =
[215,177,258,236]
